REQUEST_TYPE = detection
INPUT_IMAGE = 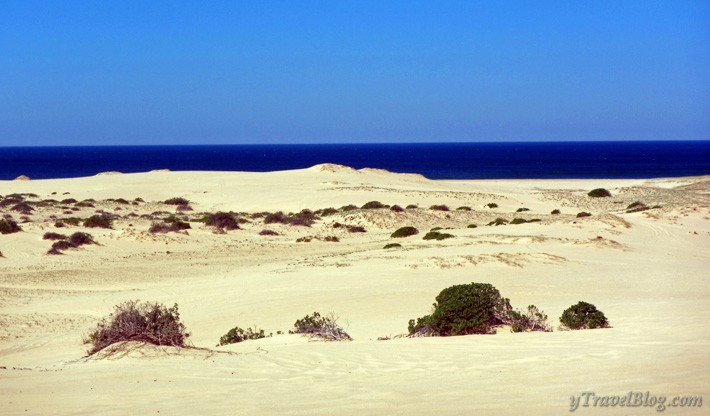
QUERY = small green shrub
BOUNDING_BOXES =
[43,232,67,240]
[293,312,351,341]
[340,204,358,212]
[486,203,498,208]
[206,212,240,230]
[551,209,561,215]
[588,188,611,198]
[510,218,527,224]
[516,207,530,212]
[68,232,96,247]
[405,204,418,209]
[323,236,340,242]
[422,231,454,241]
[361,201,387,209]
[429,204,449,211]
[218,326,269,346]
[164,197,190,205]
[383,243,402,249]
[391,226,419,238]
[507,305,551,332]
[467,224,478,228]
[559,301,609,330]
[84,300,189,355]
[576,212,592,218]
[84,214,113,229]
[456,206,472,211]
[626,201,649,213]
[487,218,508,226]
[390,205,404,212]
[0,218,22,234]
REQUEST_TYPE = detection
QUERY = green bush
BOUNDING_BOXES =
[292,312,351,341]
[626,201,649,213]
[0,218,22,234]
[84,214,113,229]
[576,212,592,218]
[391,226,419,238]
[206,212,240,230]
[361,201,387,209]
[467,224,478,228]
[408,283,512,336]
[487,218,508,226]
[429,204,449,211]
[422,231,454,241]
[390,205,404,212]
[456,206,472,211]
[510,218,527,224]
[218,326,269,346]
[383,243,402,249]
[486,203,498,208]
[560,301,609,330]
[588,188,611,198]
[164,197,190,205]
[551,209,561,215]
[507,305,551,332]
[84,300,190,355]
[516,207,530,212]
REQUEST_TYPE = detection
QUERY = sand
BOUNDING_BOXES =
[0,165,708,415]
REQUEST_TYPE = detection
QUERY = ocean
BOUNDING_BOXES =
[1,141,709,181]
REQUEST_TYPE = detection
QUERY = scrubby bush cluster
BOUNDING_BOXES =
[361,201,387,209]
[263,210,318,227]
[487,218,508,226]
[149,216,191,233]
[0,218,22,234]
[47,231,96,255]
[164,197,190,205]
[292,312,351,341]
[626,201,650,213]
[206,212,240,231]
[84,300,190,355]
[409,283,607,337]
[218,326,269,346]
[332,222,366,233]
[559,301,609,330]
[423,230,454,240]
[390,226,419,238]
[84,214,113,229]
[510,218,541,225]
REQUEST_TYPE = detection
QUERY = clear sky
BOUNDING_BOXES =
[0,1,708,146]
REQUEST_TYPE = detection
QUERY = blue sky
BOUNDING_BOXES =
[0,1,708,146]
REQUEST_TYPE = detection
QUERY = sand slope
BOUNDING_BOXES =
[1,166,708,415]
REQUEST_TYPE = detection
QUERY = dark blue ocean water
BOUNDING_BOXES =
[1,141,709,180]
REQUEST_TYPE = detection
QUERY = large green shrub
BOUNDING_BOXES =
[391,226,419,238]
[559,301,609,330]
[409,283,551,336]
[84,300,190,355]
[588,188,611,198]
[409,283,513,336]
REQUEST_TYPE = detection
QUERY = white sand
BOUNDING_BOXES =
[0,166,708,415]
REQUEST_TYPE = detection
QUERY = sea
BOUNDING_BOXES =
[1,141,709,181]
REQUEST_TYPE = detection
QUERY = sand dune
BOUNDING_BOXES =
[1,167,708,415]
